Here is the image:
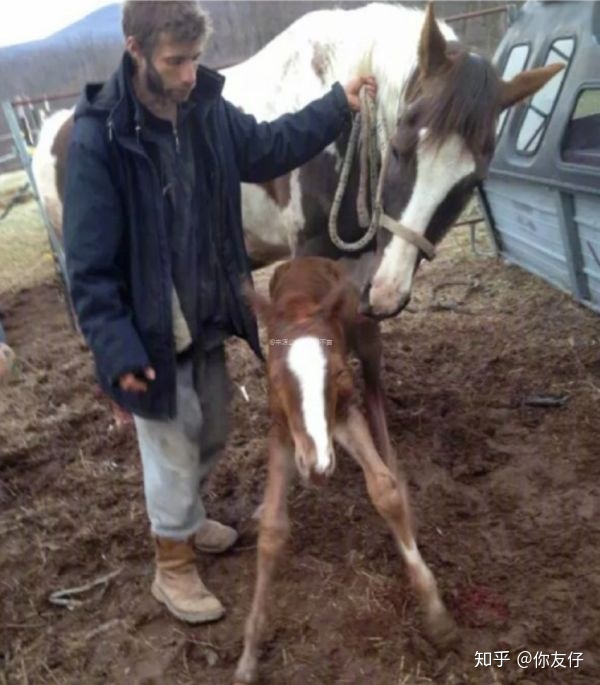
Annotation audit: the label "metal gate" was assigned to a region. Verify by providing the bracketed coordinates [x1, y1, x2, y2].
[1, 93, 78, 326]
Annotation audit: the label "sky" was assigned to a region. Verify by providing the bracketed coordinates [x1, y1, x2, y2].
[0, 0, 116, 48]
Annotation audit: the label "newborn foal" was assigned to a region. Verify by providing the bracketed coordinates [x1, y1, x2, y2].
[235, 257, 454, 684]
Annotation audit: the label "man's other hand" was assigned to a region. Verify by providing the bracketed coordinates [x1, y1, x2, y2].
[344, 75, 377, 111]
[119, 367, 156, 393]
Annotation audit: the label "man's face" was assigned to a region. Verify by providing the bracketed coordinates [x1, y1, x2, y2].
[139, 32, 203, 104]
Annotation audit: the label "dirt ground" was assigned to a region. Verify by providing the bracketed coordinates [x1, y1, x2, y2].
[1, 202, 599, 684]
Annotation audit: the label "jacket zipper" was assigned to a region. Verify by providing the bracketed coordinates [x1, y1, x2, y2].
[173, 123, 180, 154]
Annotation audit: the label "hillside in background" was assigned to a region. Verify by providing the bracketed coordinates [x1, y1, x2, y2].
[0, 1, 512, 173]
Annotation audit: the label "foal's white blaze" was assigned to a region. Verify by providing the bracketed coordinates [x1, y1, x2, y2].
[287, 336, 331, 473]
[370, 132, 476, 315]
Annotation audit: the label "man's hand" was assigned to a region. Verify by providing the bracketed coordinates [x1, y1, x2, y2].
[119, 366, 156, 393]
[343, 75, 377, 111]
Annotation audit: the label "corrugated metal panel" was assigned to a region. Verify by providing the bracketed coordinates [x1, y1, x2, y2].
[573, 194, 600, 306]
[484, 178, 572, 292]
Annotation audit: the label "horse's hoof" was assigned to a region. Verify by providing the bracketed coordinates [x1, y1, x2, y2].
[425, 608, 460, 650]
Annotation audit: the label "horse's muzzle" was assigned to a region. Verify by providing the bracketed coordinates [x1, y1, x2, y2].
[359, 284, 411, 319]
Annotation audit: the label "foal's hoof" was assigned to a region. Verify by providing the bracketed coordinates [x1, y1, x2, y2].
[233, 677, 256, 685]
[233, 665, 257, 685]
[0, 343, 16, 382]
[425, 608, 460, 650]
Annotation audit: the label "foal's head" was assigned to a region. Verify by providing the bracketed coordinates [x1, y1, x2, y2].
[246, 258, 357, 483]
[367, 3, 564, 317]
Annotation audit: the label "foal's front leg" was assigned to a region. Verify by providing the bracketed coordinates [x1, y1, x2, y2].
[234, 428, 292, 685]
[350, 315, 397, 474]
[334, 405, 457, 647]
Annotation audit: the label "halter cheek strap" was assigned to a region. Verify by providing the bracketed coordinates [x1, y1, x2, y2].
[378, 213, 436, 260]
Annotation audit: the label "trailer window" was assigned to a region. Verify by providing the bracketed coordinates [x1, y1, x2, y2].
[516, 37, 574, 155]
[562, 89, 600, 168]
[496, 44, 530, 138]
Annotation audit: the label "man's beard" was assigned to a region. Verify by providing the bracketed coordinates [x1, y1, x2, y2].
[145, 60, 168, 98]
[145, 60, 191, 103]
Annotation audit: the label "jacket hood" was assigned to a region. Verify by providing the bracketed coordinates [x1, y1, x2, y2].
[73, 52, 225, 137]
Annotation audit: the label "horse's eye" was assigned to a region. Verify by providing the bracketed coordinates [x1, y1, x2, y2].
[406, 115, 416, 128]
[403, 108, 419, 128]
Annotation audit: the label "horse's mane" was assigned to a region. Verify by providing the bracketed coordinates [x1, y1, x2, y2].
[364, 5, 458, 146]
[420, 51, 501, 152]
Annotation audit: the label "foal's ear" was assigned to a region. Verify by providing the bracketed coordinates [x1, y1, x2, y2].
[242, 280, 273, 325]
[419, 3, 450, 79]
[499, 63, 564, 110]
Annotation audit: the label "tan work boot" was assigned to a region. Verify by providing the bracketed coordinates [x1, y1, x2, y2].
[195, 519, 238, 554]
[152, 536, 225, 624]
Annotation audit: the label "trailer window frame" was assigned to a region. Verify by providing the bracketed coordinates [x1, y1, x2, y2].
[515, 36, 576, 157]
[496, 42, 532, 140]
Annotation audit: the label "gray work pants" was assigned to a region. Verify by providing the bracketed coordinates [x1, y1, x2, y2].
[133, 345, 232, 540]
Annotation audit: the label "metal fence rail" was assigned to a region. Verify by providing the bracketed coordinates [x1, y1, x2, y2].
[1, 96, 78, 327]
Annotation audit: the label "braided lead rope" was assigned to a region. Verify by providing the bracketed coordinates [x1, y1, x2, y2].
[357, 96, 370, 229]
[367, 89, 379, 227]
[356, 88, 380, 229]
[328, 87, 437, 258]
[328, 87, 381, 252]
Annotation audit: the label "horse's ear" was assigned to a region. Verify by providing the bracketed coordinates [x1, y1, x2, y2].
[499, 63, 564, 110]
[419, 3, 450, 78]
[242, 280, 273, 326]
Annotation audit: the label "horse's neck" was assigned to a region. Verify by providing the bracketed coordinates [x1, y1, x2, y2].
[221, 31, 370, 120]
[221, 4, 457, 151]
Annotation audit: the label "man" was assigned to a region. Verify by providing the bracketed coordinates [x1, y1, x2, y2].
[63, 1, 376, 624]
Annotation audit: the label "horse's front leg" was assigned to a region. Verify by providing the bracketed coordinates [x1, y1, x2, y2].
[350, 315, 397, 474]
[334, 405, 457, 647]
[234, 427, 292, 685]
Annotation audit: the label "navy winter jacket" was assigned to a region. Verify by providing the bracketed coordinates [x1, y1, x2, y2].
[63, 54, 350, 419]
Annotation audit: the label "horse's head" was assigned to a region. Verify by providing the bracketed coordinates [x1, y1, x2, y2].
[367, 4, 563, 318]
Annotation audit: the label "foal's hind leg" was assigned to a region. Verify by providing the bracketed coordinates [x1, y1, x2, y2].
[350, 316, 397, 474]
[334, 405, 457, 647]
[234, 429, 292, 685]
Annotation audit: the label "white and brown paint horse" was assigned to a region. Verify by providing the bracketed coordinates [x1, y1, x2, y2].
[238, 256, 454, 684]
[222, 2, 562, 316]
[33, 3, 562, 319]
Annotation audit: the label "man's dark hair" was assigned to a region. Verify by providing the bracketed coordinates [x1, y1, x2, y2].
[122, 1, 212, 57]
